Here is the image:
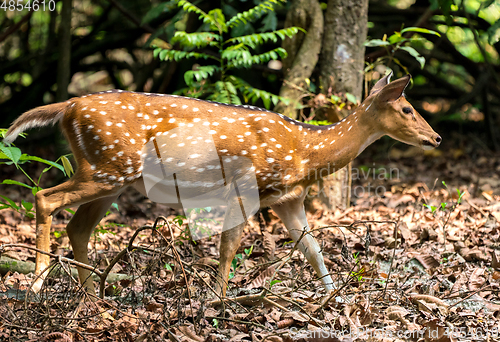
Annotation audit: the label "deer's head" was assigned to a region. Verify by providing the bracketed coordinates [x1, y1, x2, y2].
[368, 72, 441, 150]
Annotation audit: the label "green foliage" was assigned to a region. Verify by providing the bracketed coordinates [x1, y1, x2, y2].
[152, 0, 295, 108]
[365, 27, 441, 69]
[307, 120, 333, 126]
[423, 181, 465, 215]
[229, 245, 253, 280]
[487, 18, 500, 45]
[349, 252, 364, 282]
[0, 131, 72, 218]
[226, 0, 285, 29]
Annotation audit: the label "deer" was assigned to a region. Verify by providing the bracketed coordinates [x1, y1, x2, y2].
[3, 72, 441, 298]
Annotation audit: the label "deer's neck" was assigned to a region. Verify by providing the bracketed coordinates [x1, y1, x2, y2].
[298, 105, 382, 179]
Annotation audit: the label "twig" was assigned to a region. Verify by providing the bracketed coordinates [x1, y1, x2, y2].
[0, 243, 104, 276]
[209, 290, 266, 307]
[379, 220, 400, 301]
[0, 10, 34, 43]
[156, 216, 198, 334]
[205, 316, 269, 330]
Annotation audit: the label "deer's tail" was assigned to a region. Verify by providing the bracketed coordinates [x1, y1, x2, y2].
[3, 102, 71, 144]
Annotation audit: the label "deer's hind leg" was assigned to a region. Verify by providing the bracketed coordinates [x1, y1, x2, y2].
[33, 175, 122, 292]
[65, 195, 120, 294]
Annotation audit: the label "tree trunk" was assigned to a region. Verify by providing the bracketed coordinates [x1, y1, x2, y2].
[56, 0, 72, 102]
[318, 0, 369, 210]
[274, 0, 323, 119]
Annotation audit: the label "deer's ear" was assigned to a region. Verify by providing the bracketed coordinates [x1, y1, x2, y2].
[377, 74, 411, 102]
[369, 71, 393, 96]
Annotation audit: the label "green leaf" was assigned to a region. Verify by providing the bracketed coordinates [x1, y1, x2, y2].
[32, 186, 42, 196]
[184, 65, 218, 86]
[399, 46, 425, 68]
[260, 11, 277, 32]
[19, 155, 65, 175]
[345, 92, 358, 104]
[0, 144, 22, 164]
[1, 179, 33, 189]
[400, 27, 441, 37]
[226, 0, 285, 28]
[156, 49, 215, 62]
[364, 39, 391, 47]
[172, 31, 221, 48]
[244, 245, 253, 256]
[21, 200, 33, 212]
[388, 32, 405, 45]
[207, 8, 226, 32]
[177, 0, 220, 29]
[307, 120, 333, 126]
[270, 279, 281, 287]
[226, 27, 301, 48]
[487, 18, 500, 45]
[261, 91, 270, 109]
[60, 155, 74, 177]
[225, 81, 237, 95]
[0, 195, 19, 210]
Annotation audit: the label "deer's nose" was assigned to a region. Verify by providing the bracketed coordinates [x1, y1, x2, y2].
[435, 135, 442, 145]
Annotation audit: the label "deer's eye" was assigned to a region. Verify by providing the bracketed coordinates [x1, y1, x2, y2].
[402, 107, 413, 114]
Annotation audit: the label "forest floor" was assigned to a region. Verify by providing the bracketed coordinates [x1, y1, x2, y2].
[1, 133, 500, 341]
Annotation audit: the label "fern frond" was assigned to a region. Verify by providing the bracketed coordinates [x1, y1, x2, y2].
[226, 0, 286, 28]
[250, 47, 287, 64]
[172, 32, 221, 49]
[207, 8, 227, 33]
[184, 65, 219, 86]
[176, 0, 224, 30]
[226, 27, 303, 49]
[228, 76, 289, 109]
[209, 81, 241, 105]
[154, 48, 217, 62]
[226, 48, 286, 68]
[222, 48, 252, 68]
[176, 0, 206, 18]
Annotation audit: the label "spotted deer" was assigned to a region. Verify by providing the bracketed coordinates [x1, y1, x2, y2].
[4, 73, 441, 297]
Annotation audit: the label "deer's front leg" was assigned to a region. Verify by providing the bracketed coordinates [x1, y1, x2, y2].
[271, 197, 335, 292]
